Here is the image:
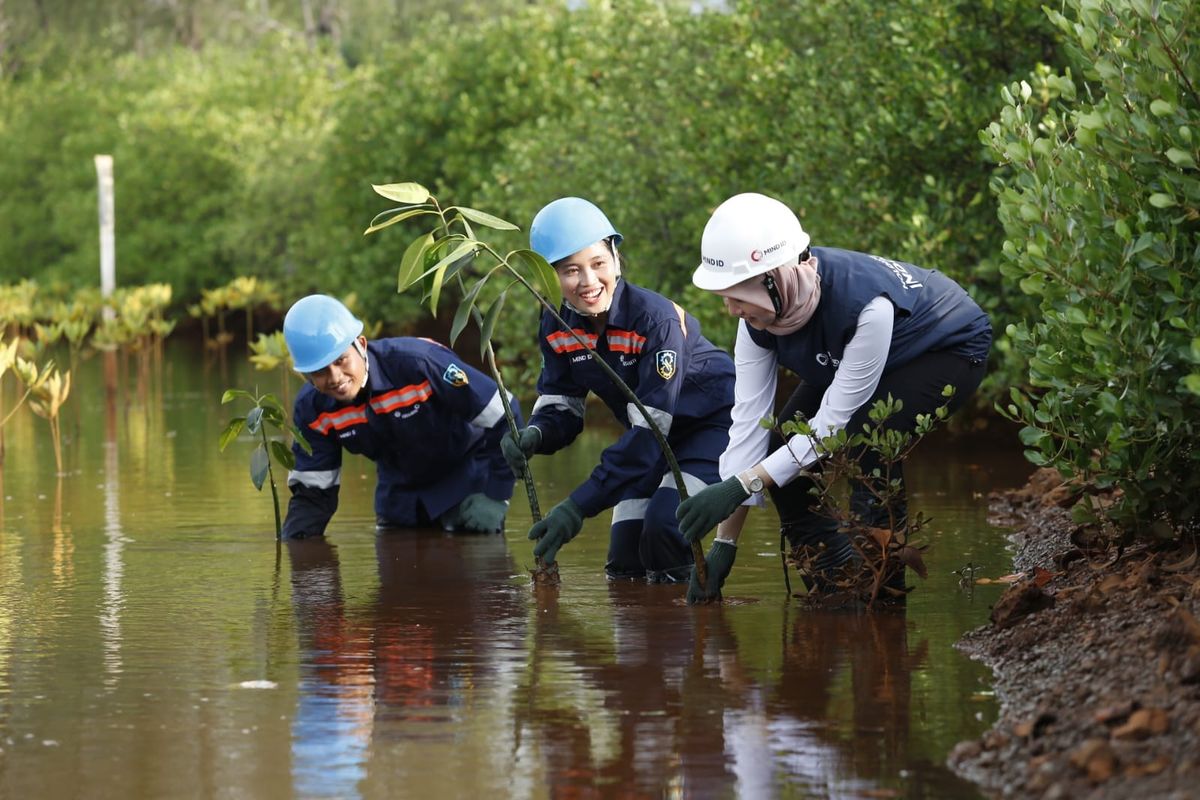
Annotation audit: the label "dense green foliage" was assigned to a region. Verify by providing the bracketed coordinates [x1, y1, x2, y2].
[1, 1, 1061, 398]
[986, 0, 1200, 533]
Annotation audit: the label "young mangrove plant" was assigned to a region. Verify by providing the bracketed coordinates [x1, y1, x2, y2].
[0, 339, 55, 467]
[364, 181, 708, 592]
[769, 386, 955, 609]
[219, 388, 312, 539]
[28, 367, 71, 476]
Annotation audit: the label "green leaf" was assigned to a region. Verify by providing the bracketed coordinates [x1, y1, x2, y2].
[1165, 148, 1195, 168]
[428, 240, 478, 315]
[289, 423, 313, 455]
[508, 249, 562, 309]
[364, 206, 433, 235]
[1149, 192, 1176, 208]
[221, 389, 254, 405]
[372, 182, 430, 204]
[218, 417, 245, 451]
[453, 206, 519, 231]
[398, 231, 435, 292]
[259, 393, 285, 416]
[250, 444, 270, 491]
[1081, 328, 1109, 347]
[245, 405, 264, 435]
[479, 291, 507, 359]
[1150, 99, 1174, 117]
[269, 439, 295, 470]
[450, 275, 490, 346]
[1185, 374, 1200, 395]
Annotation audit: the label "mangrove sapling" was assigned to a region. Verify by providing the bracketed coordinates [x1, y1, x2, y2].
[28, 368, 71, 476]
[0, 340, 53, 466]
[364, 182, 709, 591]
[219, 389, 312, 539]
[770, 387, 955, 608]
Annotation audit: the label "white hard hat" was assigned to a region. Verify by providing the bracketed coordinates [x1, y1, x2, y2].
[693, 193, 810, 291]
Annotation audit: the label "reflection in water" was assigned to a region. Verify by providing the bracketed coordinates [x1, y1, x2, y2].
[100, 384, 125, 689]
[287, 539, 373, 799]
[286, 532, 527, 798]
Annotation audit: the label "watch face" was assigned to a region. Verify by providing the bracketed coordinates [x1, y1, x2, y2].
[748, 476, 764, 493]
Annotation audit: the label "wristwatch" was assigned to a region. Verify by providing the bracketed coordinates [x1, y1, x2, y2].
[737, 471, 764, 495]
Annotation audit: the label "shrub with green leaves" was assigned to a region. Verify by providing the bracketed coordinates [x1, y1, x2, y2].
[984, 0, 1200, 535]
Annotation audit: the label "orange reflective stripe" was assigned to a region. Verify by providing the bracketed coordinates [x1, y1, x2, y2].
[309, 404, 368, 435]
[546, 329, 598, 354]
[370, 380, 433, 413]
[607, 328, 647, 354]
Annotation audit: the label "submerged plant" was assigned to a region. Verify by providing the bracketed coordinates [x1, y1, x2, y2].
[364, 182, 709, 590]
[770, 387, 955, 608]
[219, 389, 312, 539]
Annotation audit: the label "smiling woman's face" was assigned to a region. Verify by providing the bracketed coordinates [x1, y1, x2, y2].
[555, 241, 619, 316]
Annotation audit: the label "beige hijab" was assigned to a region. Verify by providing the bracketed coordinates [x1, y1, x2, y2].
[714, 256, 821, 335]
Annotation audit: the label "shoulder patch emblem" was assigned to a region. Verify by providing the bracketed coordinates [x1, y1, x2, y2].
[442, 363, 469, 387]
[655, 350, 677, 381]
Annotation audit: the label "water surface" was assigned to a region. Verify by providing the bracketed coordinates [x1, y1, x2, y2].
[0, 345, 1029, 798]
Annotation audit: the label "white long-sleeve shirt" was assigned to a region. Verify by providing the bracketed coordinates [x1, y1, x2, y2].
[718, 296, 895, 502]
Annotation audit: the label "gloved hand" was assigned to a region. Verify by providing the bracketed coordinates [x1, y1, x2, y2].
[675, 476, 750, 544]
[455, 492, 508, 533]
[500, 427, 542, 478]
[528, 498, 583, 564]
[687, 539, 738, 604]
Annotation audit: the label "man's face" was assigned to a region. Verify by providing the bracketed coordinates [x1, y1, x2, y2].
[307, 337, 367, 402]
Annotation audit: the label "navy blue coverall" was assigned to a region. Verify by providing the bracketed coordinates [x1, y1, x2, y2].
[527, 279, 735, 579]
[283, 338, 520, 538]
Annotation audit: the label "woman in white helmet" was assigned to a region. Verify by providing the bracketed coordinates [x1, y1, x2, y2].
[502, 197, 736, 583]
[676, 193, 992, 603]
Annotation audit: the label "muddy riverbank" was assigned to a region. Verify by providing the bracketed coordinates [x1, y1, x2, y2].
[949, 469, 1200, 799]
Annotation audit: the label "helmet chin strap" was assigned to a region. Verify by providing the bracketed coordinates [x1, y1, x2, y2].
[354, 338, 369, 389]
[761, 273, 784, 318]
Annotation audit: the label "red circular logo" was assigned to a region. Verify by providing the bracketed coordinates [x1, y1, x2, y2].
[750, 250, 763, 262]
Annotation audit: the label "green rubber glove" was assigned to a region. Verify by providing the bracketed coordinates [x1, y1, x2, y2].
[528, 498, 583, 564]
[455, 492, 508, 533]
[500, 427, 542, 478]
[687, 539, 738, 604]
[675, 476, 750, 544]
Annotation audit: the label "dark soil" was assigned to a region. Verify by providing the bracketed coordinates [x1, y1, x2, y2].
[949, 468, 1200, 799]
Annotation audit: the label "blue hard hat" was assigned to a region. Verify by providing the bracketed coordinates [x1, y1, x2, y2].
[283, 294, 364, 373]
[529, 197, 623, 264]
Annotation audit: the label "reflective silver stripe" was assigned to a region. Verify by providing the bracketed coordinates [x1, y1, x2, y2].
[470, 389, 508, 429]
[627, 403, 673, 436]
[533, 394, 586, 418]
[658, 470, 709, 497]
[287, 468, 341, 489]
[612, 497, 650, 525]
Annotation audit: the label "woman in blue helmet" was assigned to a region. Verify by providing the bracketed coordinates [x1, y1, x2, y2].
[281, 294, 521, 538]
[501, 198, 736, 582]
[675, 193, 992, 603]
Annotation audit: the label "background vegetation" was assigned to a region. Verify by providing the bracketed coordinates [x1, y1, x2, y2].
[2, 0, 1197, 535]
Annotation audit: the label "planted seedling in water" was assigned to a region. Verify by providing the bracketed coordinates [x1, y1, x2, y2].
[219, 389, 311, 539]
[768, 386, 956, 609]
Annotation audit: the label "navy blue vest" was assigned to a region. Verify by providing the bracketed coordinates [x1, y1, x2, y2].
[747, 247, 991, 389]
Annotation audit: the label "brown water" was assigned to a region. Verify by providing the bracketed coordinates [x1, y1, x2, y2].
[0, 345, 1030, 799]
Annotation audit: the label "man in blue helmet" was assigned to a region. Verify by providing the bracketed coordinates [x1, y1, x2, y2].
[281, 294, 521, 538]
[501, 198, 735, 583]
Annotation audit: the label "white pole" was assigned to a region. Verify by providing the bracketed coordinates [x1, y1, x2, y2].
[95, 155, 115, 320]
